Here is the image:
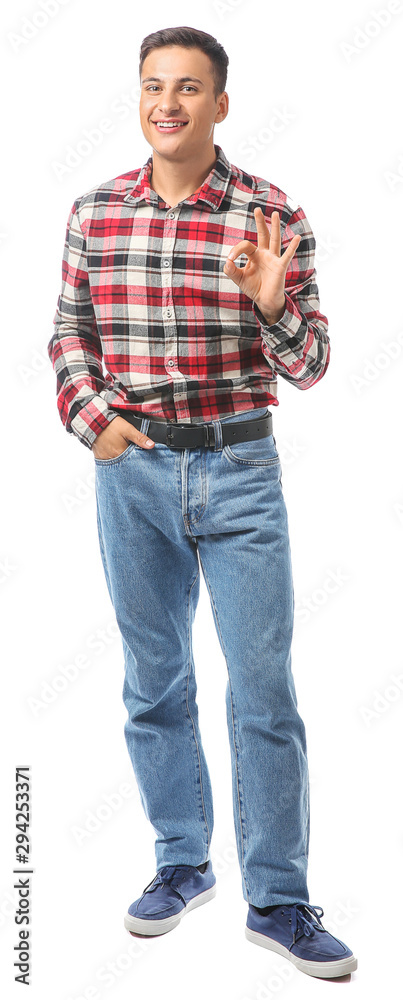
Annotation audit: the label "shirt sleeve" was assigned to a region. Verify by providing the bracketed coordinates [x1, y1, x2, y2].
[47, 200, 119, 450]
[252, 204, 330, 390]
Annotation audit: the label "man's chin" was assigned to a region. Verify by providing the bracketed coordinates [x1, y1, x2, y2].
[148, 139, 193, 159]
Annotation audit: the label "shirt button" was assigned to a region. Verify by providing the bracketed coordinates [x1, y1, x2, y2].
[167, 359, 174, 366]
[163, 260, 170, 267]
[168, 212, 175, 219]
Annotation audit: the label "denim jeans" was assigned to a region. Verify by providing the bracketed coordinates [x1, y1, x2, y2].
[94, 405, 310, 907]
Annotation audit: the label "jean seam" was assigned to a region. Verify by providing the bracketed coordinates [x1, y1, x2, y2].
[95, 492, 117, 609]
[183, 449, 208, 530]
[197, 550, 250, 903]
[185, 565, 211, 858]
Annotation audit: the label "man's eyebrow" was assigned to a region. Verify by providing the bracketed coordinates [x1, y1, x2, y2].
[141, 76, 204, 85]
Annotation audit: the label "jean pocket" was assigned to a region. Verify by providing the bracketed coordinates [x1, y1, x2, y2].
[223, 432, 280, 466]
[93, 442, 136, 466]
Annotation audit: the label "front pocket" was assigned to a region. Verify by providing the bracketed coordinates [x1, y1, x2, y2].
[223, 433, 280, 466]
[93, 442, 136, 466]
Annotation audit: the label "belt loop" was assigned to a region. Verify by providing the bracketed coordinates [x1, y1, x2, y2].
[140, 417, 151, 436]
[212, 419, 223, 452]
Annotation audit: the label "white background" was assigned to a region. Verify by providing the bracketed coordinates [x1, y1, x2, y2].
[1, 0, 403, 997]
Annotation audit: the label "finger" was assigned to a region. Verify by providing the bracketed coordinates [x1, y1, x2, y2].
[268, 211, 282, 257]
[254, 207, 281, 255]
[130, 429, 155, 449]
[280, 233, 301, 268]
[254, 207, 270, 250]
[223, 255, 244, 287]
[114, 416, 155, 449]
[224, 240, 257, 269]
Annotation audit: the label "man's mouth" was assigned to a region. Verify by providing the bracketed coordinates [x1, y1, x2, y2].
[152, 120, 189, 132]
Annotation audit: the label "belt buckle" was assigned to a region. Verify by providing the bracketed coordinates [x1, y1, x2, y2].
[203, 423, 215, 448]
[165, 424, 190, 449]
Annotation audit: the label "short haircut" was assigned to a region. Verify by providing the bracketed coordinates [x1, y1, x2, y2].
[139, 25, 229, 100]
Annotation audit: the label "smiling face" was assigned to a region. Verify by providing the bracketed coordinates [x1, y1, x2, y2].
[139, 45, 228, 160]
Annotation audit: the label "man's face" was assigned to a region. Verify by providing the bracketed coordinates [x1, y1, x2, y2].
[139, 45, 228, 159]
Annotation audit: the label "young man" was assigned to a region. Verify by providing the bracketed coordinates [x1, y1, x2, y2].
[48, 26, 357, 980]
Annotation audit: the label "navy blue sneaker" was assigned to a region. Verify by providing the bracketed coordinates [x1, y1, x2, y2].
[246, 902, 357, 978]
[124, 862, 216, 936]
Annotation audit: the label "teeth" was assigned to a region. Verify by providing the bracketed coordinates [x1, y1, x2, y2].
[155, 122, 186, 128]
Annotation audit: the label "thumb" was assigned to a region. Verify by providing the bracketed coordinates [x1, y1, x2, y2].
[223, 257, 243, 285]
[130, 427, 155, 448]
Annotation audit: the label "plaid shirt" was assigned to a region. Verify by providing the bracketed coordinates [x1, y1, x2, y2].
[48, 143, 330, 450]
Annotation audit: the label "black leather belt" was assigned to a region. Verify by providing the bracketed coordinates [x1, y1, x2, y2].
[110, 407, 273, 450]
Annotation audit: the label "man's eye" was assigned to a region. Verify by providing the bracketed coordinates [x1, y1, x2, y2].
[145, 86, 197, 92]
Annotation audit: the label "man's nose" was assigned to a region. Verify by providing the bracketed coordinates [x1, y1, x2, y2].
[158, 94, 181, 114]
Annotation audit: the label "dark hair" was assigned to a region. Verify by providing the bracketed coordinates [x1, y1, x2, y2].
[139, 25, 229, 101]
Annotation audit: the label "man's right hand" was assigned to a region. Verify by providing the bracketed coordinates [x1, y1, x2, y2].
[91, 416, 155, 460]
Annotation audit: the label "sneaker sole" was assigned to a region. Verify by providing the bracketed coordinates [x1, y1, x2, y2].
[124, 883, 217, 936]
[245, 927, 357, 978]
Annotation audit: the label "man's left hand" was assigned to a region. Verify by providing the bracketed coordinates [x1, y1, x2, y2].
[223, 207, 301, 324]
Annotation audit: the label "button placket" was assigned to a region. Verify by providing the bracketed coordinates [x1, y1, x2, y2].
[161, 207, 190, 422]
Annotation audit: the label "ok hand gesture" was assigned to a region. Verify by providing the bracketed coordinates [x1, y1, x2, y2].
[223, 208, 301, 324]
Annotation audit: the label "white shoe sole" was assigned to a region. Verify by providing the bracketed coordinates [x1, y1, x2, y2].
[245, 927, 358, 978]
[124, 883, 217, 936]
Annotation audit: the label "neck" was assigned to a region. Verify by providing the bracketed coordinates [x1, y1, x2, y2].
[149, 143, 218, 208]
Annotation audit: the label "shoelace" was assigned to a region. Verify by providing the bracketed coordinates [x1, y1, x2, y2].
[142, 865, 196, 897]
[287, 903, 325, 945]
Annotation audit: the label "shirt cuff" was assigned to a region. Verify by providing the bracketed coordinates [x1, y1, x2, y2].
[253, 294, 307, 350]
[69, 395, 119, 450]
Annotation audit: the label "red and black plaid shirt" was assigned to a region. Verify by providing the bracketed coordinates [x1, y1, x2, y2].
[48, 143, 330, 450]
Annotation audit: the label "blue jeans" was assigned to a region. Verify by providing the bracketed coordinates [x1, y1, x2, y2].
[94, 406, 310, 907]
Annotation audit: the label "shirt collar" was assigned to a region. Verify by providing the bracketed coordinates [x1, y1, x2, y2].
[123, 144, 232, 212]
